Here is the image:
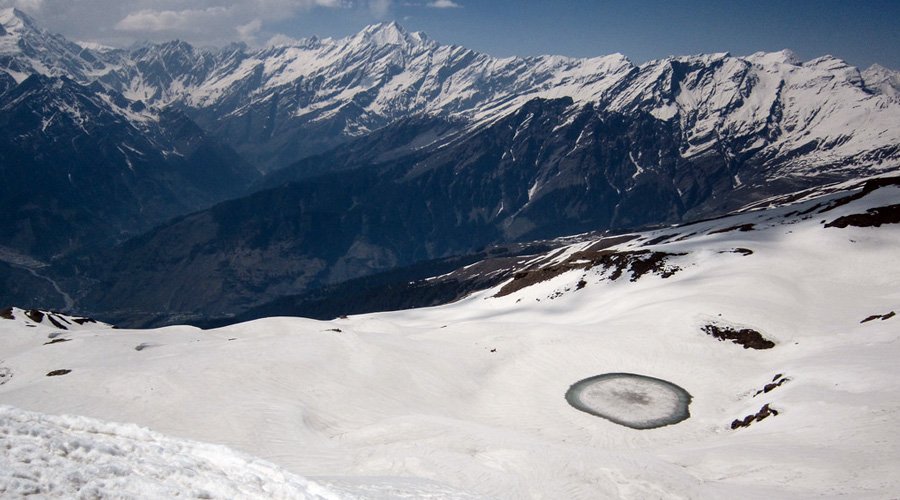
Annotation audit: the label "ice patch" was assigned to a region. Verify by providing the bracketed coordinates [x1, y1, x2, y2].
[565, 373, 692, 429]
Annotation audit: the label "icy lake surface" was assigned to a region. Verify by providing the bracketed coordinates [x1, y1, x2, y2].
[565, 373, 692, 429]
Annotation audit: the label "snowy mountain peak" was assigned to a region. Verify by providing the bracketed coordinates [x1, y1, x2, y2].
[804, 54, 852, 70]
[865, 63, 899, 76]
[362, 20, 406, 37]
[352, 21, 430, 49]
[863, 63, 900, 101]
[0, 7, 36, 32]
[667, 51, 731, 65]
[0, 8, 45, 49]
[0, 7, 112, 83]
[747, 49, 801, 66]
[0, 8, 33, 49]
[74, 40, 115, 53]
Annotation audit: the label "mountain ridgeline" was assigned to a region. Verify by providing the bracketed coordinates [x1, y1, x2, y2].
[0, 8, 898, 324]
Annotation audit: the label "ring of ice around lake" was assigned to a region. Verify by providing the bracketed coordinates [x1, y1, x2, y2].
[565, 373, 692, 429]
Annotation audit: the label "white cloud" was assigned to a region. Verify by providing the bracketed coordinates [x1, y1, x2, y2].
[108, 1, 350, 43]
[265, 33, 300, 46]
[368, 0, 392, 18]
[236, 18, 262, 43]
[115, 7, 232, 33]
[0, 0, 44, 13]
[0, 0, 397, 47]
[253, 0, 345, 16]
[427, 0, 460, 8]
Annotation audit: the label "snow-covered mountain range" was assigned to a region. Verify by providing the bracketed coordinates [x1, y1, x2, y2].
[2, 175, 898, 498]
[2, 6, 899, 323]
[2, 7, 898, 174]
[0, 8, 258, 262]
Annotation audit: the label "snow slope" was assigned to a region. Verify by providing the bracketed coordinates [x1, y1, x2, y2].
[1, 178, 898, 498]
[0, 405, 340, 499]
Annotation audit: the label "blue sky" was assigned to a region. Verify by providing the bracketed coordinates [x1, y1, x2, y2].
[366, 0, 900, 69]
[4, 0, 898, 69]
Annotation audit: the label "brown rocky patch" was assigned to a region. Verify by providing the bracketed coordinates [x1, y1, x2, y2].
[495, 250, 682, 297]
[23, 309, 69, 329]
[719, 248, 753, 256]
[46, 315, 68, 329]
[817, 176, 900, 214]
[861, 311, 895, 323]
[702, 323, 775, 349]
[708, 224, 755, 235]
[825, 204, 900, 228]
[643, 234, 675, 246]
[754, 374, 789, 397]
[731, 403, 779, 429]
[24, 309, 45, 323]
[46, 369, 71, 377]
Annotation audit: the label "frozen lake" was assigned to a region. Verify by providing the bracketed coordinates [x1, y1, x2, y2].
[565, 373, 692, 429]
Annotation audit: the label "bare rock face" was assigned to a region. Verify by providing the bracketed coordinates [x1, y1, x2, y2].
[702, 323, 775, 350]
[825, 204, 900, 229]
[861, 311, 896, 323]
[731, 404, 779, 430]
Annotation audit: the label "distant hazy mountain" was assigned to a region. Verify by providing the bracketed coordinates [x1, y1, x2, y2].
[0, 73, 257, 260]
[0, 9, 258, 262]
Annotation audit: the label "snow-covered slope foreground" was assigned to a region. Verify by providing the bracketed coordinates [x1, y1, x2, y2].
[1, 178, 899, 498]
[0, 405, 342, 498]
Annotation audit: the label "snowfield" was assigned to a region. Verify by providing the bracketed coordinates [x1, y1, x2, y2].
[0, 405, 340, 499]
[1, 177, 899, 498]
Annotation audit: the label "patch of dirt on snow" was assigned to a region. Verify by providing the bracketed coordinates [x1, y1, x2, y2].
[24, 309, 69, 329]
[860, 311, 895, 323]
[825, 204, 900, 228]
[817, 176, 900, 214]
[24, 309, 45, 324]
[642, 234, 676, 246]
[708, 223, 756, 235]
[702, 323, 775, 350]
[8, 308, 103, 327]
[719, 248, 753, 256]
[495, 250, 682, 298]
[753, 373, 790, 397]
[731, 403, 779, 430]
